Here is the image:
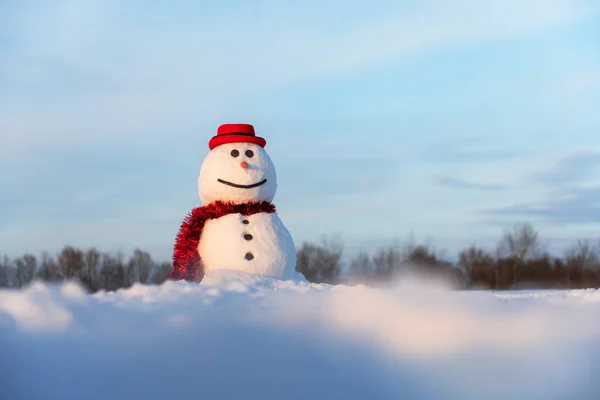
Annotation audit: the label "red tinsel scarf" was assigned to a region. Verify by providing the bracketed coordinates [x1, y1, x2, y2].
[169, 200, 277, 282]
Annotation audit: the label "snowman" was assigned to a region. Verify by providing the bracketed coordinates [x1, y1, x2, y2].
[169, 123, 297, 282]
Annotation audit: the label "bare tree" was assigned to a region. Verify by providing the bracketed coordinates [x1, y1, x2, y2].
[497, 222, 542, 288]
[460, 245, 497, 288]
[371, 242, 404, 278]
[407, 244, 441, 266]
[349, 250, 372, 277]
[82, 248, 102, 291]
[564, 239, 599, 287]
[99, 252, 126, 291]
[296, 236, 343, 284]
[57, 246, 85, 280]
[459, 246, 494, 272]
[497, 222, 541, 260]
[36, 252, 63, 282]
[565, 239, 599, 268]
[150, 262, 173, 285]
[127, 249, 154, 285]
[15, 254, 37, 288]
[0, 255, 12, 287]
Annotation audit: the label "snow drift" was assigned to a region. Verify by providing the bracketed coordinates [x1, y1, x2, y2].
[1, 271, 599, 400]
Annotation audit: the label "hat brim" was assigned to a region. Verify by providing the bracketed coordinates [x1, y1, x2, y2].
[209, 134, 267, 150]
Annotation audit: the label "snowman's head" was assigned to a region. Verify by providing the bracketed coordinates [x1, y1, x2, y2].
[198, 142, 277, 205]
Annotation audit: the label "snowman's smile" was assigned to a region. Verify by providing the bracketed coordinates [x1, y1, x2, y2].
[217, 178, 267, 189]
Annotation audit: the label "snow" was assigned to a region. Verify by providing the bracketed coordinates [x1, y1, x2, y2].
[1, 271, 599, 400]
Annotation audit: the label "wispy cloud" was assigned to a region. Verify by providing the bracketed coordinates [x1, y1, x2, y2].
[432, 176, 509, 191]
[531, 152, 600, 186]
[482, 186, 600, 225]
[1, 0, 599, 258]
[1, 0, 596, 154]
[420, 137, 529, 164]
[480, 152, 600, 225]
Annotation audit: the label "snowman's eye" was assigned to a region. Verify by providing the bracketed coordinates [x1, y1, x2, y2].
[245, 150, 254, 158]
[230, 149, 240, 157]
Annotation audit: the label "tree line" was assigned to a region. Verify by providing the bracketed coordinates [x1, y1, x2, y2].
[1, 222, 599, 291]
[296, 222, 600, 289]
[0, 248, 172, 292]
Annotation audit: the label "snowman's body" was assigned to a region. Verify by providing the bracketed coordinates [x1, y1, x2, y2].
[170, 124, 298, 282]
[199, 211, 296, 279]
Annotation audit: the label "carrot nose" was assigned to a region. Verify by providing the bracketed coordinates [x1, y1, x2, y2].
[240, 161, 248, 169]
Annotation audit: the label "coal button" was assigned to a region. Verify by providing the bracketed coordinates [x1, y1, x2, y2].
[245, 252, 254, 261]
[242, 220, 249, 224]
[244, 234, 253, 241]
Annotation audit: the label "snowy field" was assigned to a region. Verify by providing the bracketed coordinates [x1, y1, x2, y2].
[1, 271, 599, 400]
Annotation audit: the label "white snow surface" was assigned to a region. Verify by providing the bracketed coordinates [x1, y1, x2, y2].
[1, 271, 599, 400]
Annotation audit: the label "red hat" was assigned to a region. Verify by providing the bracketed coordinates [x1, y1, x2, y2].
[208, 124, 267, 150]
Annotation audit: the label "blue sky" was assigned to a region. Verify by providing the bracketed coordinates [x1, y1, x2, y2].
[1, 0, 600, 261]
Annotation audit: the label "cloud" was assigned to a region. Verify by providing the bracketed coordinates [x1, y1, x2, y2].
[0, 0, 596, 155]
[1, 0, 598, 259]
[480, 151, 600, 224]
[432, 176, 509, 191]
[482, 186, 600, 225]
[531, 152, 600, 186]
[419, 136, 530, 164]
[476, 151, 600, 226]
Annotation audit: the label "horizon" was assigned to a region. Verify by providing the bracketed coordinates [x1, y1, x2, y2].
[2, 0, 600, 262]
